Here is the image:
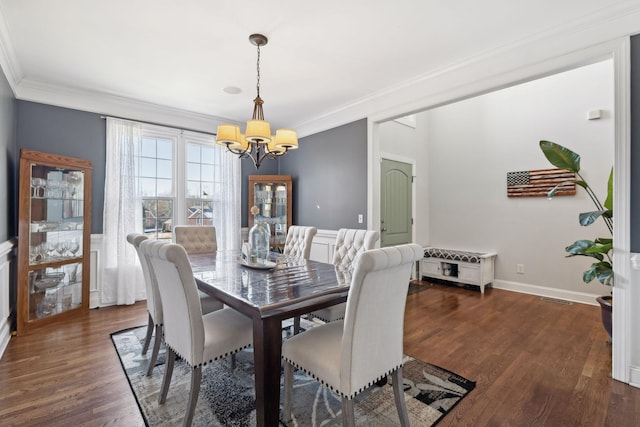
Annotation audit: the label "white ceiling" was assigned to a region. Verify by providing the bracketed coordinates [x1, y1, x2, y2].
[0, 0, 639, 135]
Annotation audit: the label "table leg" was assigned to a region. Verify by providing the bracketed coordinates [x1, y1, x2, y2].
[253, 316, 283, 427]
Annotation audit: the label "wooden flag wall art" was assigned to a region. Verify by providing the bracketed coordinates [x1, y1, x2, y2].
[506, 168, 576, 198]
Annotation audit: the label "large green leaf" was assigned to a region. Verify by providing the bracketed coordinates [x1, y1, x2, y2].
[539, 140, 581, 172]
[579, 210, 608, 227]
[604, 168, 613, 211]
[565, 240, 604, 260]
[583, 261, 613, 286]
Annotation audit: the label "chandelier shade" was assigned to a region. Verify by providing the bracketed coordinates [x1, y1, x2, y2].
[245, 120, 271, 143]
[215, 33, 298, 169]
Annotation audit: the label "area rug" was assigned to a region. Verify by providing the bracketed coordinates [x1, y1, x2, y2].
[408, 281, 429, 295]
[111, 324, 475, 426]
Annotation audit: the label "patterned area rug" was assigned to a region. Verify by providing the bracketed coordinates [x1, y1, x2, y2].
[111, 324, 474, 426]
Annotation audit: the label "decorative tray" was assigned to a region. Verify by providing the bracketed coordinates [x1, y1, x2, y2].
[237, 258, 277, 270]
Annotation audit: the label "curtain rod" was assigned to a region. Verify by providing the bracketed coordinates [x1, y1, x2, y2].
[99, 114, 217, 137]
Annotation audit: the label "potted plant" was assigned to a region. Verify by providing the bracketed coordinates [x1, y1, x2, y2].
[539, 140, 613, 339]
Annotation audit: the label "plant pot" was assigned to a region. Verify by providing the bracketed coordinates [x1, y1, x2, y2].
[596, 295, 612, 342]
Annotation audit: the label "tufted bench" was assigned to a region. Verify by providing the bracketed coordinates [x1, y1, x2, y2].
[421, 246, 497, 294]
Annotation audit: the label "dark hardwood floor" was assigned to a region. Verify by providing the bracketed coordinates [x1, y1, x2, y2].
[1, 282, 639, 426]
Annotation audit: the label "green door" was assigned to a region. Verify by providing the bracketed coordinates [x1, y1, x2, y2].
[380, 159, 413, 247]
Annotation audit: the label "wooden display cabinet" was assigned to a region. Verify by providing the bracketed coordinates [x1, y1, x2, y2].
[248, 175, 292, 249]
[17, 149, 93, 335]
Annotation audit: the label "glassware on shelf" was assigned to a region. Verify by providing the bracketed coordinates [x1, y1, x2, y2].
[29, 244, 42, 264]
[64, 171, 83, 199]
[61, 290, 72, 311]
[30, 177, 37, 197]
[56, 240, 69, 258]
[68, 239, 80, 258]
[31, 177, 46, 198]
[65, 263, 79, 283]
[36, 288, 58, 318]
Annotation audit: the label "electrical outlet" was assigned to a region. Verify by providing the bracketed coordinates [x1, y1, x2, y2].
[516, 264, 525, 274]
[358, 214, 364, 224]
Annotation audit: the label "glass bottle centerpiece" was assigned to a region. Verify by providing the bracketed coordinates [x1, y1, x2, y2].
[249, 205, 270, 264]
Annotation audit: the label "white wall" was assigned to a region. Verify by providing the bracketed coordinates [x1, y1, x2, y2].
[377, 60, 615, 301]
[378, 115, 430, 246]
[422, 60, 613, 299]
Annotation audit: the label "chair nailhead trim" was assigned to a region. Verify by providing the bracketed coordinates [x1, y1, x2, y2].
[310, 313, 344, 323]
[166, 344, 252, 369]
[284, 358, 402, 399]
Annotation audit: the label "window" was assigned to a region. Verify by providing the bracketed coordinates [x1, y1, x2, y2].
[134, 125, 241, 248]
[185, 141, 218, 229]
[137, 133, 175, 240]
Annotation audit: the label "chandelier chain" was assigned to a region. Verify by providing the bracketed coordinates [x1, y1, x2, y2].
[256, 44, 261, 98]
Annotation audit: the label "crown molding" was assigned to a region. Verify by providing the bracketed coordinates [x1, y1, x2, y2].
[16, 78, 238, 134]
[0, 2, 22, 95]
[294, 1, 640, 137]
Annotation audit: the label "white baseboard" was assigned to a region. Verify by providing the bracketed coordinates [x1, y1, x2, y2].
[493, 279, 602, 306]
[0, 239, 16, 360]
[0, 317, 10, 359]
[629, 366, 640, 388]
[89, 234, 103, 308]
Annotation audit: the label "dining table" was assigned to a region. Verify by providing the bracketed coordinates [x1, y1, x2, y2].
[190, 250, 349, 427]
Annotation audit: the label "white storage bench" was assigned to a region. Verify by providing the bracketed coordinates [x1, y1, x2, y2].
[420, 247, 497, 294]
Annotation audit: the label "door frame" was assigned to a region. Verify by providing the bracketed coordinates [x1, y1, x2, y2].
[379, 155, 416, 246]
[367, 37, 632, 385]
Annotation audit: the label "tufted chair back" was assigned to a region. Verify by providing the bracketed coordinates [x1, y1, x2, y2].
[332, 229, 380, 272]
[142, 239, 206, 366]
[283, 226, 317, 260]
[308, 229, 380, 324]
[174, 225, 217, 254]
[282, 244, 424, 426]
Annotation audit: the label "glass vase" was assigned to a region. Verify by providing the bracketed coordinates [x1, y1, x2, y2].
[249, 220, 270, 264]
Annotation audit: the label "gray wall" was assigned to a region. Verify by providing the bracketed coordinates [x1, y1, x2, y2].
[0, 68, 16, 242]
[16, 100, 284, 231]
[278, 119, 367, 229]
[631, 34, 640, 252]
[16, 101, 105, 234]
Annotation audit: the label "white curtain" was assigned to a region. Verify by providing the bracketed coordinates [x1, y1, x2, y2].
[101, 118, 145, 305]
[218, 155, 242, 251]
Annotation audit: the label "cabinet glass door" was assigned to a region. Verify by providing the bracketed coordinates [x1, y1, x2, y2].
[248, 175, 291, 251]
[28, 164, 85, 320]
[253, 182, 288, 245]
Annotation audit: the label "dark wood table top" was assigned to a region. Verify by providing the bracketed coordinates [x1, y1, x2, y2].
[190, 250, 350, 319]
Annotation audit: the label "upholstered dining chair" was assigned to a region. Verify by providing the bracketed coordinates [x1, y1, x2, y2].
[283, 225, 317, 260]
[126, 233, 223, 377]
[172, 225, 226, 314]
[283, 243, 423, 427]
[127, 233, 164, 376]
[283, 225, 317, 333]
[310, 228, 379, 323]
[141, 239, 254, 427]
[174, 225, 217, 254]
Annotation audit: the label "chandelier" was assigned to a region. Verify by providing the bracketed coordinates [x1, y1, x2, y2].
[216, 34, 298, 169]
